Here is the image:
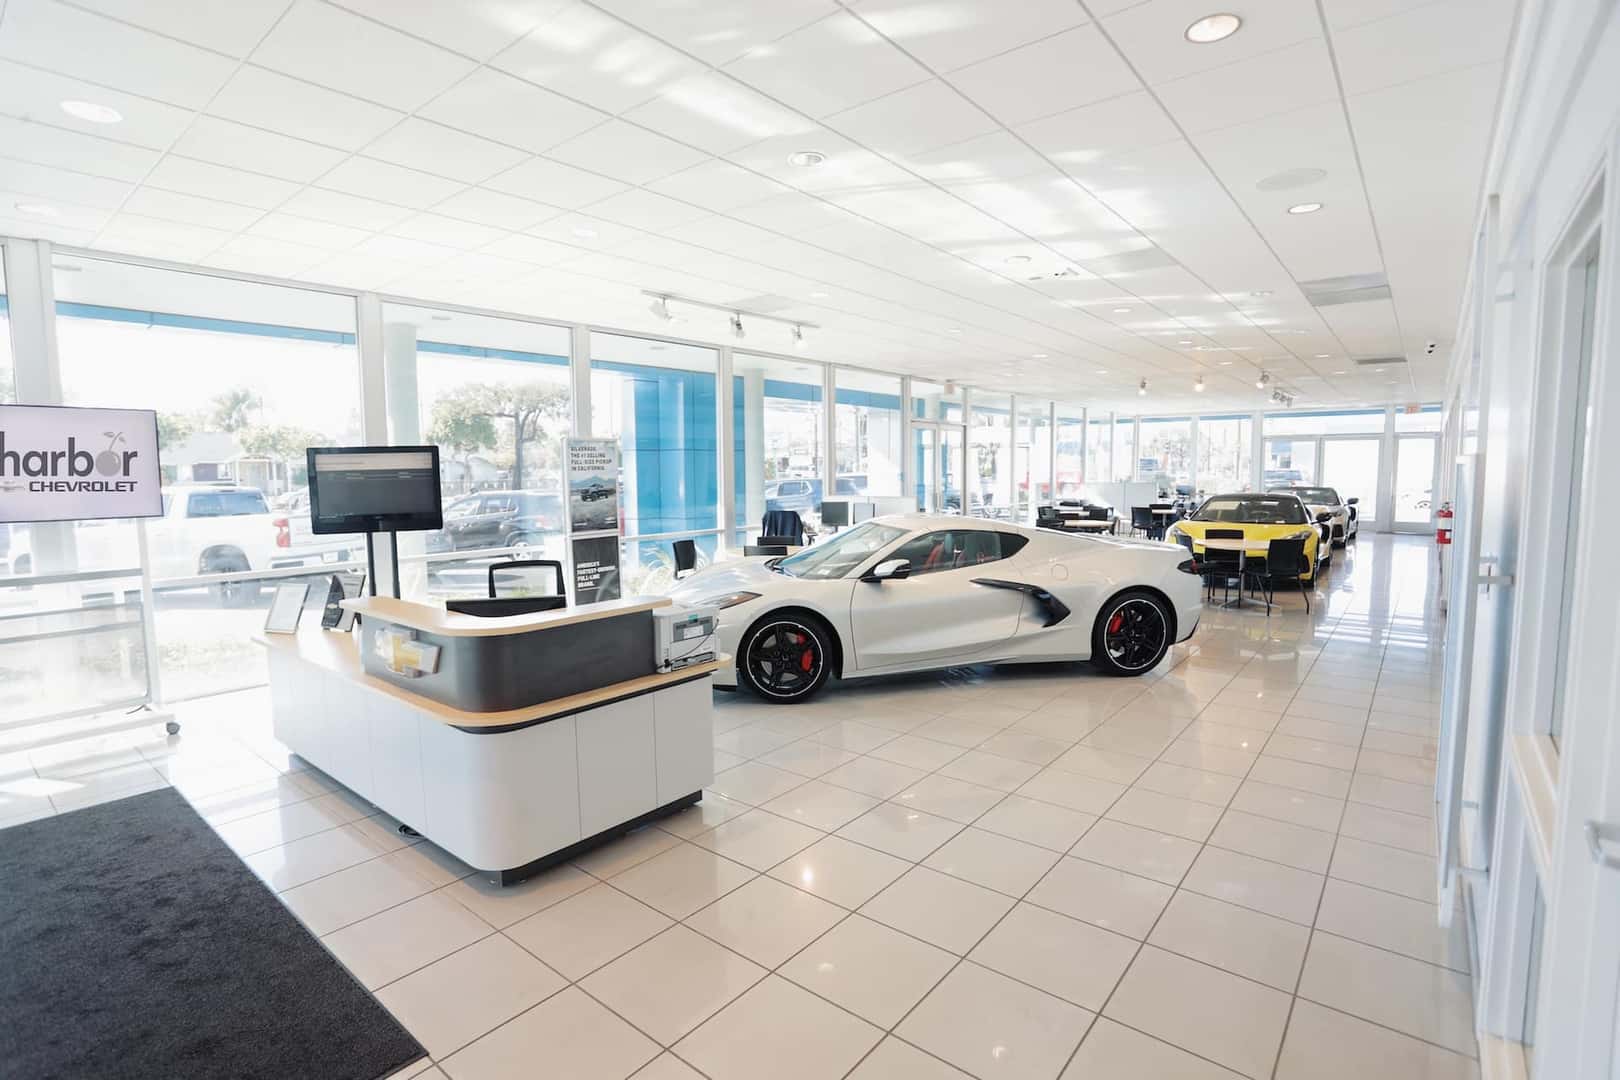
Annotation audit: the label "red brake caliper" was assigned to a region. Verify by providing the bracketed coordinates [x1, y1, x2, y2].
[1108, 612, 1124, 635]
[796, 633, 815, 672]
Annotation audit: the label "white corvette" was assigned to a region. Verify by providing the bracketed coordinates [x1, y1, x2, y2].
[1268, 485, 1360, 547]
[669, 514, 1203, 703]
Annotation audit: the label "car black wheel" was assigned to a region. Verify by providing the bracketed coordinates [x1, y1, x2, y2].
[1091, 590, 1171, 676]
[739, 613, 833, 703]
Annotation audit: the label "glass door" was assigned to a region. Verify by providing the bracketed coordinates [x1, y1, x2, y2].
[1263, 436, 1318, 487]
[913, 424, 938, 512]
[940, 424, 964, 515]
[1394, 434, 1439, 531]
[1320, 436, 1382, 526]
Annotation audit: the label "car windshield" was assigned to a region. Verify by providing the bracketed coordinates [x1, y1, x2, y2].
[775, 521, 908, 579]
[1192, 495, 1309, 525]
[1273, 486, 1340, 504]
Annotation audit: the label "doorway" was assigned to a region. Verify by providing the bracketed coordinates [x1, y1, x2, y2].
[1264, 435, 1384, 527]
[1393, 434, 1439, 532]
[912, 421, 964, 515]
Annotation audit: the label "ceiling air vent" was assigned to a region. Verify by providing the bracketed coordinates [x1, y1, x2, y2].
[1351, 355, 1407, 367]
[1299, 272, 1391, 307]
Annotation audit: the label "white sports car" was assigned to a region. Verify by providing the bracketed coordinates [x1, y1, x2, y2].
[669, 514, 1203, 703]
[1268, 485, 1360, 547]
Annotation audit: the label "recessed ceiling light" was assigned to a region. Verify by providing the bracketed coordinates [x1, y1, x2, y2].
[1219, 360, 1233, 365]
[1112, 307, 1131, 314]
[789, 150, 826, 167]
[60, 99, 122, 124]
[1314, 353, 1330, 358]
[809, 290, 829, 299]
[1006, 255, 1031, 265]
[1031, 352, 1049, 359]
[1287, 202, 1323, 215]
[571, 225, 598, 238]
[1178, 339, 1194, 346]
[946, 327, 962, 335]
[14, 202, 57, 217]
[1373, 367, 1384, 374]
[1095, 369, 1108, 375]
[1333, 369, 1347, 375]
[1250, 290, 1272, 298]
[1184, 13, 1241, 43]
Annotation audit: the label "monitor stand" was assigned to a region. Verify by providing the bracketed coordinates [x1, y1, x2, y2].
[365, 531, 401, 599]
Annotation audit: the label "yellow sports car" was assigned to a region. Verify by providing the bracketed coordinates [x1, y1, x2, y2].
[1164, 492, 1332, 582]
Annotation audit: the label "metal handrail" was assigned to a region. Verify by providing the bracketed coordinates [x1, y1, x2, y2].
[0, 566, 142, 588]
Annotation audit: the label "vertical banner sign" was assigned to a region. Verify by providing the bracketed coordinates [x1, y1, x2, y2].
[564, 437, 622, 604]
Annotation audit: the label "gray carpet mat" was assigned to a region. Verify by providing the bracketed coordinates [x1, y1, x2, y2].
[0, 786, 426, 1080]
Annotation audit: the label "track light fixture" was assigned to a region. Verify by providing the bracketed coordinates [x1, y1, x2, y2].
[639, 291, 818, 345]
[730, 312, 745, 340]
[648, 295, 673, 321]
[1256, 371, 1270, 390]
[1195, 375, 1205, 392]
[792, 324, 807, 350]
[1138, 378, 1149, 396]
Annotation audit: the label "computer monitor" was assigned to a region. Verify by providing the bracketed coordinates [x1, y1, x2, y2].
[821, 500, 850, 527]
[307, 446, 443, 534]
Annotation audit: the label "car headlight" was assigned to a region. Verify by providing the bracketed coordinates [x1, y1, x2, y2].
[1164, 523, 1182, 540]
[697, 591, 761, 610]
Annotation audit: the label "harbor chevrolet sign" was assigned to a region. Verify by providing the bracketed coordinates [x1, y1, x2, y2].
[0, 405, 163, 523]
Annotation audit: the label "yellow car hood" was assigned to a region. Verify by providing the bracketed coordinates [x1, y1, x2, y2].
[1171, 519, 1320, 557]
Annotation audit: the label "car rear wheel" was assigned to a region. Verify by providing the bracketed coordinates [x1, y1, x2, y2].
[1091, 590, 1171, 676]
[738, 613, 833, 703]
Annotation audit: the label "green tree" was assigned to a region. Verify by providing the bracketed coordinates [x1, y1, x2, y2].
[426, 382, 568, 490]
[209, 387, 262, 433]
[238, 424, 334, 462]
[156, 412, 195, 453]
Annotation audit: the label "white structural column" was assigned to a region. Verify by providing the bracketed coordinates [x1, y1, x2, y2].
[355, 292, 398, 598]
[383, 319, 427, 594]
[899, 376, 913, 498]
[822, 362, 837, 511]
[1378, 406, 1398, 531]
[569, 325, 591, 438]
[742, 367, 766, 533]
[1249, 412, 1265, 490]
[716, 346, 735, 549]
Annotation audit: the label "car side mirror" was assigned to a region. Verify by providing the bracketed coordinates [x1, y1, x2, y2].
[1346, 497, 1359, 505]
[1315, 511, 1333, 523]
[862, 558, 910, 583]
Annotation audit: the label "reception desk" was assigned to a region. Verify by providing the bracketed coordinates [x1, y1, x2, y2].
[257, 595, 719, 885]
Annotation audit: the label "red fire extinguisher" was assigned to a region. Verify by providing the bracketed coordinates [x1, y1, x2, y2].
[1436, 503, 1453, 545]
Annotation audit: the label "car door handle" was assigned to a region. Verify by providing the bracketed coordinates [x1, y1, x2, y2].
[1586, 821, 1620, 870]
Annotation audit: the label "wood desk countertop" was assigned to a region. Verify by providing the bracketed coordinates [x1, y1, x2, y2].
[340, 594, 670, 638]
[254, 629, 723, 729]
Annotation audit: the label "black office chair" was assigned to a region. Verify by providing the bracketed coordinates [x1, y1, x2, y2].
[1036, 505, 1063, 530]
[761, 509, 806, 546]
[1200, 528, 1245, 603]
[1249, 536, 1312, 615]
[447, 558, 567, 616]
[672, 539, 698, 579]
[1130, 507, 1153, 537]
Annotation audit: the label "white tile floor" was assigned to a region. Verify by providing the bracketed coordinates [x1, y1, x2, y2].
[0, 534, 1473, 1080]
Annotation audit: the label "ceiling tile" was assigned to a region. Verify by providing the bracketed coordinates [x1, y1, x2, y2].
[432, 186, 562, 230]
[1015, 90, 1181, 169]
[826, 78, 997, 159]
[946, 23, 1139, 126]
[0, 59, 194, 151]
[621, 72, 817, 155]
[144, 156, 302, 209]
[248, 210, 374, 249]
[480, 232, 577, 265]
[524, 211, 649, 250]
[1330, 0, 1513, 97]
[364, 117, 529, 184]
[172, 116, 349, 184]
[121, 187, 265, 232]
[484, 155, 629, 207]
[0, 158, 133, 208]
[95, 212, 234, 262]
[276, 186, 415, 230]
[0, 186, 113, 232]
[0, 114, 160, 182]
[1099, 0, 1322, 86]
[209, 65, 405, 151]
[852, 0, 1090, 73]
[418, 67, 607, 154]
[583, 188, 711, 231]
[68, 0, 293, 56]
[1155, 38, 1340, 135]
[646, 159, 794, 212]
[903, 130, 1052, 182]
[205, 234, 331, 276]
[330, 0, 571, 60]
[251, 0, 477, 111]
[353, 232, 461, 264]
[296, 250, 419, 288]
[0, 0, 236, 108]
[0, 212, 96, 246]
[316, 156, 466, 208]
[722, 10, 929, 118]
[388, 211, 507, 250]
[591, 0, 836, 65]
[490, 1, 703, 114]
[726, 130, 916, 193]
[544, 120, 708, 185]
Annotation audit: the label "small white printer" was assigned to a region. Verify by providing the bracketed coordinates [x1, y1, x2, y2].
[653, 604, 718, 671]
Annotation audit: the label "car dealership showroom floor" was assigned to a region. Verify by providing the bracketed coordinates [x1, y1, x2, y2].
[0, 533, 1461, 1080]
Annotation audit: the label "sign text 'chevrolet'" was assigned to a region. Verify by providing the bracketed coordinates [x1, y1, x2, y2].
[0, 405, 163, 523]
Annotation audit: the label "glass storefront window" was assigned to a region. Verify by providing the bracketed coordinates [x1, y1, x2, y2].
[590, 333, 719, 593]
[1137, 416, 1192, 490]
[835, 369, 902, 498]
[969, 391, 1012, 518]
[1014, 401, 1051, 522]
[736, 353, 825, 531]
[54, 257, 362, 701]
[1114, 418, 1137, 483]
[1086, 415, 1112, 488]
[1264, 408, 1386, 436]
[1396, 404, 1443, 432]
[911, 379, 963, 422]
[381, 303, 572, 600]
[1055, 409, 1085, 497]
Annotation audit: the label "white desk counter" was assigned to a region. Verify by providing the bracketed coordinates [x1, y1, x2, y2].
[256, 626, 721, 885]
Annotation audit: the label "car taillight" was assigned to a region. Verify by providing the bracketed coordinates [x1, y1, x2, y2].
[274, 517, 290, 548]
[1176, 557, 1202, 575]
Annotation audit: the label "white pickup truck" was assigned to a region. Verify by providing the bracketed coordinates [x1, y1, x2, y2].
[3, 484, 360, 605]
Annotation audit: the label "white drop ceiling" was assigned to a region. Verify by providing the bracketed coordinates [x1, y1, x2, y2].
[0, 0, 1516, 411]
